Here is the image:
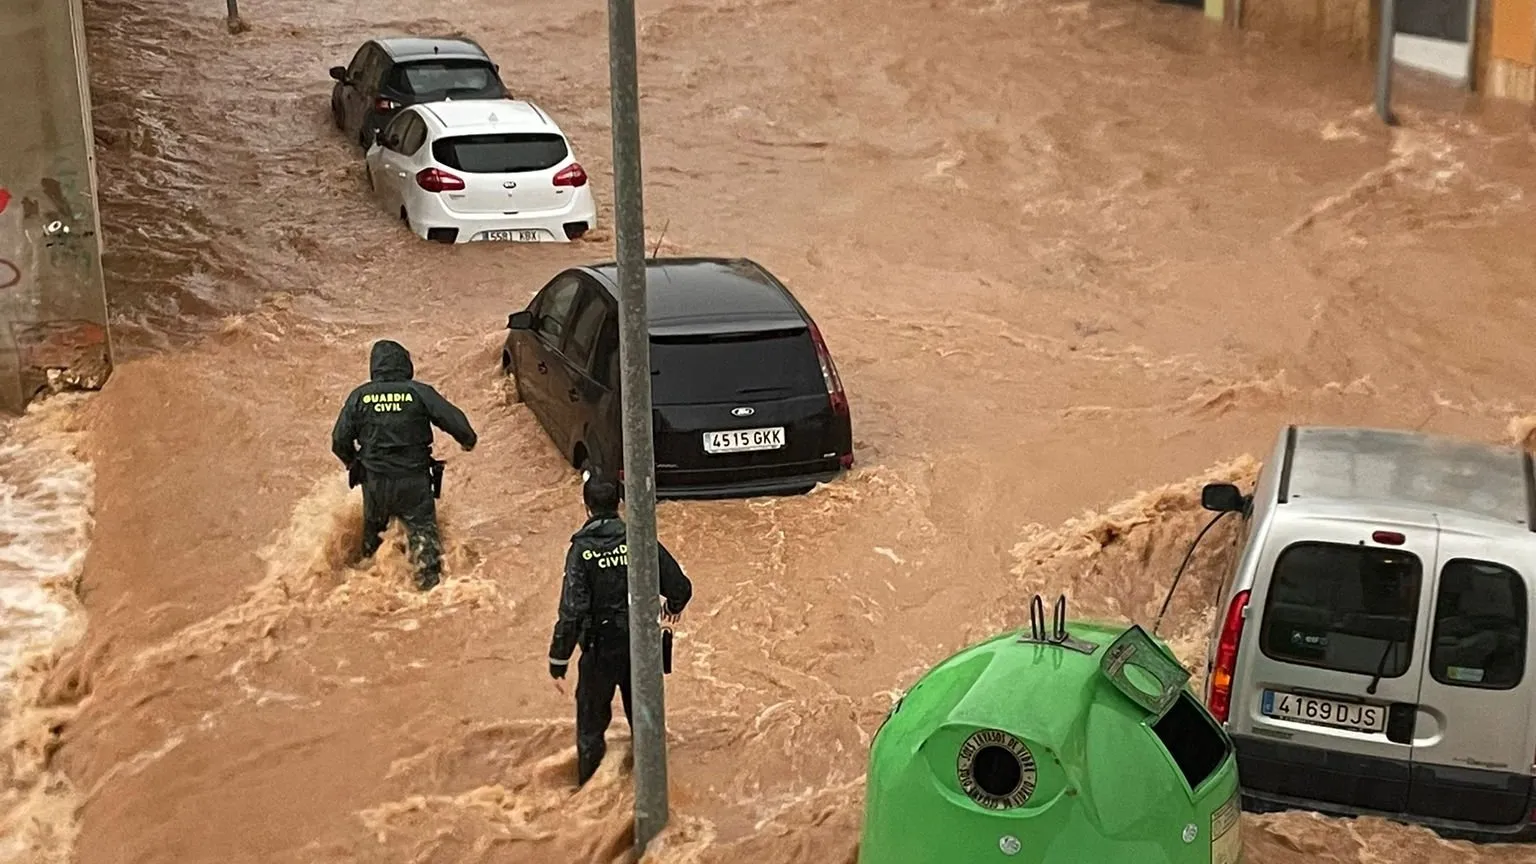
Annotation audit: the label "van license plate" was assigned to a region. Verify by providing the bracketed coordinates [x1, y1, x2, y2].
[703, 427, 785, 454]
[1261, 690, 1387, 733]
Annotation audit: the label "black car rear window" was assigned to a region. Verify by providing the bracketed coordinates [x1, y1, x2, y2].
[649, 330, 824, 406]
[388, 60, 502, 97]
[432, 134, 569, 174]
[1259, 542, 1422, 679]
[1430, 559, 1527, 690]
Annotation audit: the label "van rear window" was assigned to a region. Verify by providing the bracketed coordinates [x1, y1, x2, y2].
[1259, 542, 1422, 678]
[433, 134, 570, 174]
[649, 330, 824, 406]
[1430, 559, 1527, 690]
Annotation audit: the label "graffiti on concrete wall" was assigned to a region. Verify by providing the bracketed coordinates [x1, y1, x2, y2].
[0, 186, 17, 290]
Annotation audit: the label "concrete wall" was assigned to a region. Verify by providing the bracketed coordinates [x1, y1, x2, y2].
[1234, 0, 1376, 58]
[0, 0, 112, 415]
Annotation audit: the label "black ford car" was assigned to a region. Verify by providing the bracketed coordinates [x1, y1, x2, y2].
[503, 257, 854, 499]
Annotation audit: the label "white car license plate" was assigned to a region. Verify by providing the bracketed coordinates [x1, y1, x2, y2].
[703, 427, 785, 454]
[481, 229, 543, 242]
[1261, 690, 1387, 733]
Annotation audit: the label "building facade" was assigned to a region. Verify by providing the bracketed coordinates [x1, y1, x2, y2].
[1204, 0, 1536, 105]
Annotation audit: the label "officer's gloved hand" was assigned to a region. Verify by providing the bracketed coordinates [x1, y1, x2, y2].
[549, 662, 567, 680]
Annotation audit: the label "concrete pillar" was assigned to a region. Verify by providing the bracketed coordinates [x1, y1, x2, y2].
[0, 0, 113, 415]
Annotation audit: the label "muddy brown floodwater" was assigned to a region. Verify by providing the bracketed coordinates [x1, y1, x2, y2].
[0, 0, 1534, 860]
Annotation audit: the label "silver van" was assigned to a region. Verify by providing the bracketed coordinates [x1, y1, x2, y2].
[1198, 425, 1536, 841]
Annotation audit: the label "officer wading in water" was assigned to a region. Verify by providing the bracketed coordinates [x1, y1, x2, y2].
[331, 340, 477, 591]
[548, 473, 693, 786]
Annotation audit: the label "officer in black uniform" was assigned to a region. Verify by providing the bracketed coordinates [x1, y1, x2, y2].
[548, 473, 693, 786]
[330, 339, 478, 590]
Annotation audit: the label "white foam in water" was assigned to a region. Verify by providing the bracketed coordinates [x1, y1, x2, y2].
[0, 395, 94, 863]
[0, 403, 92, 696]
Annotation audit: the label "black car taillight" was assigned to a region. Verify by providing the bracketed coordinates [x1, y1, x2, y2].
[806, 320, 848, 417]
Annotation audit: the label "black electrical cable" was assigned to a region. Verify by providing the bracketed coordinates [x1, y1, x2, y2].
[1152, 510, 1232, 636]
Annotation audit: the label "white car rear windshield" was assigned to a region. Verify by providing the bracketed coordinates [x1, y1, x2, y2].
[1259, 542, 1422, 679]
[432, 134, 570, 174]
[649, 330, 823, 406]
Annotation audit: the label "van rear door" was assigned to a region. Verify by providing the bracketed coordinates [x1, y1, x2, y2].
[1233, 510, 1437, 815]
[1407, 521, 1534, 828]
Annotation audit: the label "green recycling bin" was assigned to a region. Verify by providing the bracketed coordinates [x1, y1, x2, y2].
[859, 597, 1242, 864]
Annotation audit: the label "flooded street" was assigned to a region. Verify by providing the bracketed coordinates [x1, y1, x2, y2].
[1, 0, 1535, 859]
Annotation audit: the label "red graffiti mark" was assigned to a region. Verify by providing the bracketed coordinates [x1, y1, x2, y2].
[0, 189, 17, 289]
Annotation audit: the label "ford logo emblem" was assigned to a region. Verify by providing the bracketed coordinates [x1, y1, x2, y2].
[731, 406, 755, 417]
[502, 181, 518, 189]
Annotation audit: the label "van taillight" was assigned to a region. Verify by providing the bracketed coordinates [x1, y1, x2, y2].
[1209, 589, 1250, 724]
[806, 320, 848, 417]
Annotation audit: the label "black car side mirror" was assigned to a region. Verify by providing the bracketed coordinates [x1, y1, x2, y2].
[1201, 482, 1248, 514]
[508, 311, 534, 330]
[328, 66, 348, 83]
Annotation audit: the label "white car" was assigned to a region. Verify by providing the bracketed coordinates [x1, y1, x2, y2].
[364, 98, 597, 244]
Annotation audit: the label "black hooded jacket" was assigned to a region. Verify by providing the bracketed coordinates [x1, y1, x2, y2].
[331, 340, 478, 477]
[548, 514, 693, 663]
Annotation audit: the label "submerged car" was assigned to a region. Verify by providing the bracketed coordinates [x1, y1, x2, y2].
[502, 257, 854, 498]
[329, 36, 509, 149]
[365, 99, 596, 244]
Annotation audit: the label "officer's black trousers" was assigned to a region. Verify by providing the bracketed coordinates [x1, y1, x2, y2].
[575, 642, 633, 785]
[360, 471, 442, 589]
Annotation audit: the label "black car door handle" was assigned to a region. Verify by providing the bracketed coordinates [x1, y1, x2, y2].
[568, 388, 580, 402]
[537, 361, 548, 374]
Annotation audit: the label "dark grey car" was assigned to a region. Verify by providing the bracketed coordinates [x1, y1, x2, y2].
[329, 37, 509, 149]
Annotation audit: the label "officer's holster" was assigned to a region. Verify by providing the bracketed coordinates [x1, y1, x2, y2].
[429, 459, 446, 499]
